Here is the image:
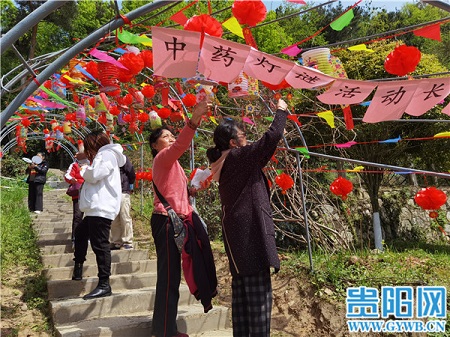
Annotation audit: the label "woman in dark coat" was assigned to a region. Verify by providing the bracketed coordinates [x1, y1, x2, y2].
[206, 99, 288, 337]
[26, 152, 48, 214]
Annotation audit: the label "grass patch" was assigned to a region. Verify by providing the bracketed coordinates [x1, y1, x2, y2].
[0, 178, 53, 335]
[280, 246, 450, 300]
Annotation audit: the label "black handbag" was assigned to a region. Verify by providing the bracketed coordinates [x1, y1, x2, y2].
[153, 183, 186, 253]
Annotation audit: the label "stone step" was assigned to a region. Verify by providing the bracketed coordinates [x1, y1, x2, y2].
[44, 260, 156, 280]
[38, 232, 72, 243]
[35, 227, 72, 235]
[54, 305, 231, 337]
[42, 250, 149, 268]
[50, 286, 197, 324]
[47, 272, 157, 300]
[33, 222, 73, 230]
[40, 243, 140, 255]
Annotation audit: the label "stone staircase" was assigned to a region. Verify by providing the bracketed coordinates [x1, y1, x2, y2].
[34, 189, 232, 337]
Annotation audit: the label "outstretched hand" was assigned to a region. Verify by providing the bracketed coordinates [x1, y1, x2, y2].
[277, 99, 288, 111]
[190, 100, 210, 126]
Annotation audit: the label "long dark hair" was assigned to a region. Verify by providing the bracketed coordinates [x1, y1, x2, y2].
[206, 119, 243, 163]
[83, 130, 111, 162]
[148, 126, 173, 157]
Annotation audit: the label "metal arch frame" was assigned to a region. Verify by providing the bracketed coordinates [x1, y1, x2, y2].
[1, 0, 182, 129]
[2, 135, 77, 161]
[0, 0, 70, 54]
[0, 114, 102, 145]
[1, 50, 67, 96]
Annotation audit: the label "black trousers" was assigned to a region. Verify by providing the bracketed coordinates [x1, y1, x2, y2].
[73, 216, 112, 281]
[28, 182, 44, 211]
[151, 214, 181, 337]
[71, 199, 84, 242]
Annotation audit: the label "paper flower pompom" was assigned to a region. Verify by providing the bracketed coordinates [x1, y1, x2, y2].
[142, 85, 155, 99]
[232, 0, 267, 26]
[414, 187, 447, 218]
[118, 53, 144, 75]
[384, 45, 421, 76]
[275, 173, 294, 194]
[182, 93, 197, 107]
[140, 50, 153, 68]
[184, 14, 223, 37]
[157, 107, 171, 119]
[330, 176, 353, 200]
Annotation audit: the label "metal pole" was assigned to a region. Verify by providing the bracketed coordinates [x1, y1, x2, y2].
[1, 0, 181, 129]
[295, 152, 314, 272]
[0, 0, 70, 55]
[300, 150, 450, 180]
[421, 0, 450, 12]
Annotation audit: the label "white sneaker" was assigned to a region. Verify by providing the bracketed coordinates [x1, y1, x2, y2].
[34, 211, 41, 214]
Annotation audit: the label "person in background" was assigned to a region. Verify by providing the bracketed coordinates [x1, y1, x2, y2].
[148, 100, 209, 337]
[72, 131, 126, 300]
[64, 152, 88, 250]
[206, 99, 288, 337]
[26, 152, 48, 214]
[110, 154, 136, 250]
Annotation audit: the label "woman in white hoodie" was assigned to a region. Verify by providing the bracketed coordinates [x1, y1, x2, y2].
[72, 130, 126, 300]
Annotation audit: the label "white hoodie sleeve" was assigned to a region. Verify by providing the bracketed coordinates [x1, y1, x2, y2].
[81, 151, 115, 183]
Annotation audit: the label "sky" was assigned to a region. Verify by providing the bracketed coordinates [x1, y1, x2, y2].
[262, 0, 445, 12]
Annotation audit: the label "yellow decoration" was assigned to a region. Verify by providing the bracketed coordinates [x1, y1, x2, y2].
[63, 121, 72, 134]
[317, 110, 335, 128]
[139, 34, 153, 47]
[434, 131, 450, 138]
[62, 74, 88, 85]
[347, 166, 364, 172]
[348, 44, 374, 53]
[222, 16, 244, 39]
[210, 116, 218, 125]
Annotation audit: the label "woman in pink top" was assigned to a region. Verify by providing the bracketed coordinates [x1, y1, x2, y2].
[148, 100, 208, 337]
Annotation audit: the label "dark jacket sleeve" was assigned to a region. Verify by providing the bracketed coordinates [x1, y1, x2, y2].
[120, 156, 136, 193]
[33, 161, 49, 184]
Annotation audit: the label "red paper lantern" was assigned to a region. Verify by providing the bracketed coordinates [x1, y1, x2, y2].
[65, 113, 77, 121]
[232, 0, 267, 26]
[98, 113, 107, 125]
[330, 176, 353, 200]
[414, 187, 447, 218]
[117, 68, 135, 83]
[84, 61, 99, 79]
[98, 62, 120, 94]
[157, 107, 171, 119]
[384, 45, 421, 76]
[142, 85, 155, 99]
[143, 171, 153, 181]
[122, 94, 133, 106]
[182, 93, 197, 107]
[140, 50, 153, 68]
[275, 173, 294, 194]
[109, 105, 121, 116]
[88, 96, 96, 108]
[137, 112, 149, 123]
[43, 80, 52, 90]
[122, 114, 132, 123]
[169, 111, 184, 123]
[184, 14, 223, 37]
[21, 118, 31, 128]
